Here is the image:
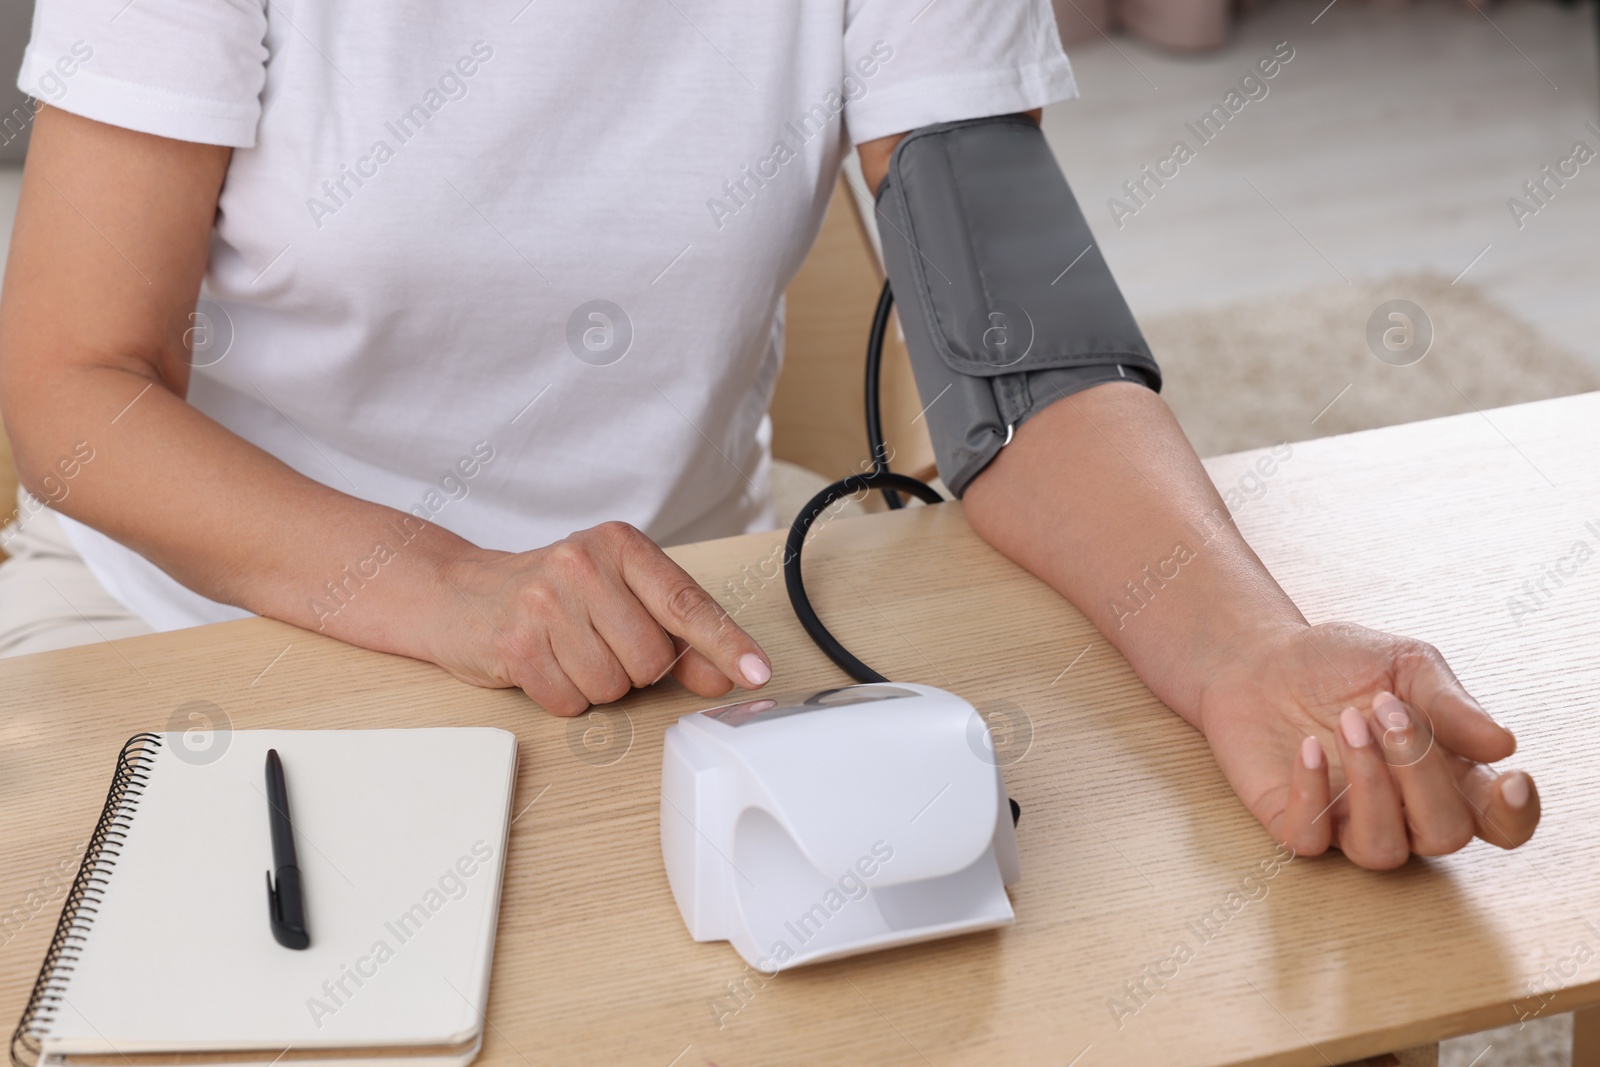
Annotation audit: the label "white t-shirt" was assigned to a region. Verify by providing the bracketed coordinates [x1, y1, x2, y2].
[18, 0, 1077, 631]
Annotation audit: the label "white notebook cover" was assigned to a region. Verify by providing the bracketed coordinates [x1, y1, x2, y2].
[33, 728, 517, 1062]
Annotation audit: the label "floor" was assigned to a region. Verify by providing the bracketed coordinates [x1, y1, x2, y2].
[1041, 0, 1600, 369]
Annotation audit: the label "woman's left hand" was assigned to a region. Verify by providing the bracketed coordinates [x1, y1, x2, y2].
[1196, 621, 1540, 868]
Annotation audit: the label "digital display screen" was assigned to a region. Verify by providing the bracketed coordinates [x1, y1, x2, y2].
[702, 685, 917, 727]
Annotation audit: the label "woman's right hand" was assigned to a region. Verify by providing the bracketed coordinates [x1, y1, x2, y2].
[434, 521, 772, 716]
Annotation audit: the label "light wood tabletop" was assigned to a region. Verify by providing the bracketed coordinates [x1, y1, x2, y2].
[3, 392, 1599, 1067]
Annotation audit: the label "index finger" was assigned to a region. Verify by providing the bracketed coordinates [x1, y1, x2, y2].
[611, 526, 772, 690]
[1392, 640, 1516, 764]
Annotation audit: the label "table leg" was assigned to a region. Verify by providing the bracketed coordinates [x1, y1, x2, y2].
[1336, 1044, 1438, 1067]
[1575, 1005, 1600, 1067]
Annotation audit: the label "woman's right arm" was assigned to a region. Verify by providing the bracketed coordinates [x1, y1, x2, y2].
[0, 106, 771, 711]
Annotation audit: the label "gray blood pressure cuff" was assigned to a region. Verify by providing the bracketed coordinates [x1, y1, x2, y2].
[875, 114, 1161, 497]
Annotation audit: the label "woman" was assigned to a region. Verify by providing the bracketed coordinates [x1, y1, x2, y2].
[0, 0, 1538, 868]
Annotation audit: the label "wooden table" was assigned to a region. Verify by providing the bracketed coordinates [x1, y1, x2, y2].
[4, 392, 1600, 1067]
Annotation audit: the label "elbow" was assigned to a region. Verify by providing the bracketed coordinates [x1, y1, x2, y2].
[960, 458, 1033, 563]
[11, 437, 99, 511]
[0, 361, 99, 509]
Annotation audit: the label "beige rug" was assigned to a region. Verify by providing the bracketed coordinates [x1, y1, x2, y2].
[1156, 274, 1592, 1067]
[1148, 272, 1600, 459]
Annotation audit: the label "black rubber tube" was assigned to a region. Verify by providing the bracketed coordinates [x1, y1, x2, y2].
[783, 470, 943, 683]
[863, 281, 902, 510]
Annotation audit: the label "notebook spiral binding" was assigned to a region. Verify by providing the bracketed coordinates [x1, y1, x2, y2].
[9, 733, 165, 1067]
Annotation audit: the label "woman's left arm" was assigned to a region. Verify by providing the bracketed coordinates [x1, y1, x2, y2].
[959, 383, 1538, 868]
[859, 129, 1539, 868]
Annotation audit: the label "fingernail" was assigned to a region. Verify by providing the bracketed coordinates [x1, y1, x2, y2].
[1300, 735, 1324, 770]
[1372, 691, 1408, 729]
[1502, 772, 1530, 809]
[1340, 706, 1372, 748]
[739, 653, 771, 687]
[1382, 702, 1409, 730]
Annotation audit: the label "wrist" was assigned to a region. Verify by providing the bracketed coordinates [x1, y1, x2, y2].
[1099, 551, 1308, 734]
[293, 515, 497, 667]
[1181, 615, 1309, 735]
[422, 535, 510, 653]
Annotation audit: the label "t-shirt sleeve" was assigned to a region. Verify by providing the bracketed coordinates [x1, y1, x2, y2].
[17, 0, 269, 147]
[841, 0, 1078, 146]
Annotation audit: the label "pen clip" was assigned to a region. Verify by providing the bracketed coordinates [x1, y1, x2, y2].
[266, 867, 310, 950]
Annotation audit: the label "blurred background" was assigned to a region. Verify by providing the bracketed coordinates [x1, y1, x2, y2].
[0, 0, 1595, 1060]
[786, 0, 1600, 541]
[0, 1, 29, 168]
[1038, 0, 1600, 469]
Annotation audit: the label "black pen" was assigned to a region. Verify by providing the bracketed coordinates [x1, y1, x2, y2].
[264, 748, 311, 949]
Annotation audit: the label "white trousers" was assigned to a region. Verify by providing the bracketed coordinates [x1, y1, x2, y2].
[0, 491, 153, 658]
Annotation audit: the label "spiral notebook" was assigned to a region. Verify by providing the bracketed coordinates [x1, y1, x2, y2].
[10, 728, 519, 1067]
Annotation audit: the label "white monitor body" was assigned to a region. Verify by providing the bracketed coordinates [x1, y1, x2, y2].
[661, 683, 1020, 972]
